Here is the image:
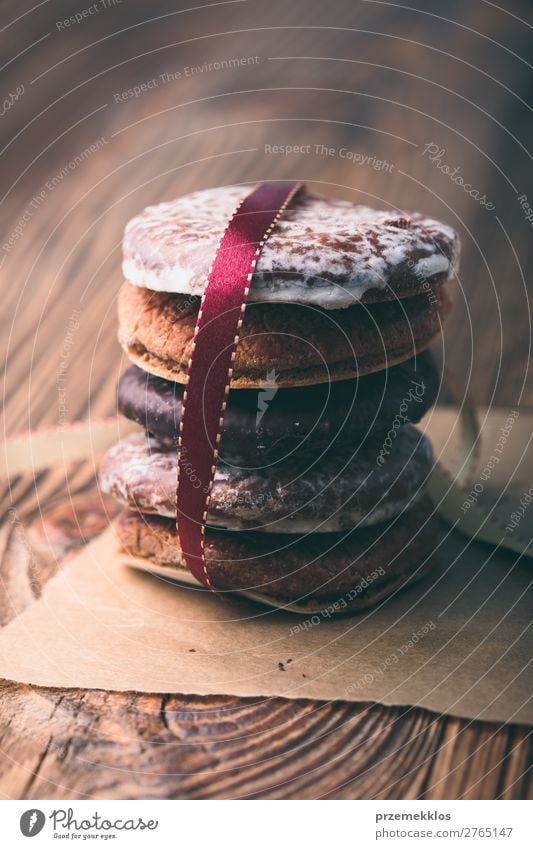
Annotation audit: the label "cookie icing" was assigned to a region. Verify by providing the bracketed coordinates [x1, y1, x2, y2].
[122, 185, 460, 309]
[100, 426, 433, 533]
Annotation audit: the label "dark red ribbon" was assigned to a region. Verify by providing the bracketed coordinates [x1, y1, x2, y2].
[176, 181, 302, 588]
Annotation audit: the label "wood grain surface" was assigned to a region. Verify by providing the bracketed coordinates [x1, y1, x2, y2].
[1, 0, 532, 799]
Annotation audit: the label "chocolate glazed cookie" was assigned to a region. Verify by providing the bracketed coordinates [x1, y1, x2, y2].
[116, 496, 439, 610]
[100, 425, 434, 533]
[117, 351, 440, 465]
[118, 281, 452, 387]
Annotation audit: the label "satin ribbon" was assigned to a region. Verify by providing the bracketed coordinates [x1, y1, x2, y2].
[175, 182, 303, 588]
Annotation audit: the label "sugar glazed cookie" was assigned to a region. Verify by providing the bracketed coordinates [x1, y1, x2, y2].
[123, 185, 459, 308]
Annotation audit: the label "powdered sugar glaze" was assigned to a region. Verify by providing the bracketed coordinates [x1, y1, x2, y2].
[100, 428, 433, 533]
[123, 185, 459, 309]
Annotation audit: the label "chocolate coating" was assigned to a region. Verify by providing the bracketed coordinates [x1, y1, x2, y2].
[117, 351, 440, 465]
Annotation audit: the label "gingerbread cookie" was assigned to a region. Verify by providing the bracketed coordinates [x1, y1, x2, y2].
[123, 185, 459, 309]
[100, 426, 433, 533]
[116, 496, 439, 610]
[117, 352, 440, 463]
[118, 281, 451, 387]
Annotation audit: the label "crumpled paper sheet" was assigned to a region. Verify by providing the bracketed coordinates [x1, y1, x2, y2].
[0, 407, 531, 724]
[0, 520, 530, 723]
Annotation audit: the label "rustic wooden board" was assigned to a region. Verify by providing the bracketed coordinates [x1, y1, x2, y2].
[1, 0, 532, 799]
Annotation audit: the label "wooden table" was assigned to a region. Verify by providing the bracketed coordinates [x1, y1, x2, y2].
[0, 0, 531, 799]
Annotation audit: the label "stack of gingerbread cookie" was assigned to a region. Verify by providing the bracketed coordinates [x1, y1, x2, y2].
[101, 185, 459, 611]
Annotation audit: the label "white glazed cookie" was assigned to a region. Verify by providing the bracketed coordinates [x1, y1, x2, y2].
[100, 426, 433, 533]
[122, 185, 460, 309]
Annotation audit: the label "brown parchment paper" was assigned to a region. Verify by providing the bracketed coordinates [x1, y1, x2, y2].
[0, 407, 531, 724]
